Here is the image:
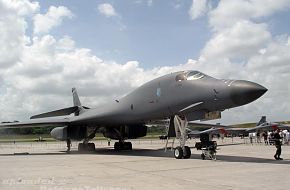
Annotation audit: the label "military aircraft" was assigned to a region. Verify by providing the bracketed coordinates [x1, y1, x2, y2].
[0, 70, 267, 159]
[246, 116, 290, 132]
[186, 116, 290, 160]
[188, 116, 290, 138]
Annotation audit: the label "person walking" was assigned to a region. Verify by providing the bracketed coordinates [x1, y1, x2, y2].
[262, 131, 268, 145]
[257, 131, 261, 143]
[286, 130, 290, 145]
[67, 139, 72, 152]
[274, 129, 283, 160]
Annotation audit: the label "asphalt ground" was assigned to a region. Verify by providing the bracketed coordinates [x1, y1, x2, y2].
[0, 138, 289, 190]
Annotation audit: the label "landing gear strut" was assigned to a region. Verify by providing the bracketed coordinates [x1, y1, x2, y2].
[78, 128, 98, 152]
[173, 115, 191, 159]
[112, 128, 133, 151]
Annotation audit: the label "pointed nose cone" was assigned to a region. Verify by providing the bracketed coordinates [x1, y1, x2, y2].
[230, 80, 267, 106]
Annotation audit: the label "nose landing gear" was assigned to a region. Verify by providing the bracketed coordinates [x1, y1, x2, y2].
[172, 115, 191, 159]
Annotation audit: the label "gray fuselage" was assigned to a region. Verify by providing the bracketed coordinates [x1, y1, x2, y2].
[71, 71, 267, 126]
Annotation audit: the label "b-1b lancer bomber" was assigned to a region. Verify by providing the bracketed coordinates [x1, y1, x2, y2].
[0, 70, 267, 159]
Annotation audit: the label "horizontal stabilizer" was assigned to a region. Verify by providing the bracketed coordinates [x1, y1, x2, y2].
[0, 117, 70, 129]
[30, 106, 79, 119]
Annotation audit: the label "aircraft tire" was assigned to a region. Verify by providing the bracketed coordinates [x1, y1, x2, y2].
[114, 142, 122, 151]
[124, 142, 132, 150]
[174, 146, 183, 159]
[183, 146, 191, 159]
[87, 143, 95, 151]
[78, 143, 85, 151]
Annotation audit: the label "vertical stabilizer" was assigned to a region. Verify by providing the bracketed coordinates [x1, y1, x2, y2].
[72, 87, 85, 115]
[72, 87, 81, 106]
[257, 116, 266, 126]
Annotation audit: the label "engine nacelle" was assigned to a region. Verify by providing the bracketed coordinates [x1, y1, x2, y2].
[51, 126, 68, 141]
[50, 126, 87, 141]
[103, 124, 147, 140]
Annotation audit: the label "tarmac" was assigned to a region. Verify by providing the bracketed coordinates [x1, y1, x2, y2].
[0, 138, 289, 190]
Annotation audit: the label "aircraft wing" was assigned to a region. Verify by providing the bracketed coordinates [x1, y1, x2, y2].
[188, 127, 248, 138]
[188, 127, 226, 137]
[147, 119, 228, 128]
[224, 128, 248, 135]
[188, 122, 228, 128]
[30, 106, 78, 119]
[0, 117, 70, 129]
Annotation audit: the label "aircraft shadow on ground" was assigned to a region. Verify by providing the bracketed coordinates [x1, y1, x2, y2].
[0, 147, 289, 165]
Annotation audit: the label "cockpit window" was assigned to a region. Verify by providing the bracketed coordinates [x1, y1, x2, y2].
[186, 71, 205, 80]
[175, 71, 205, 82]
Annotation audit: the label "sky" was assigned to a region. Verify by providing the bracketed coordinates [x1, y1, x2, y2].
[0, 0, 290, 124]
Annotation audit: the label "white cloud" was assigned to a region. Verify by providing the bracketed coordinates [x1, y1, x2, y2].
[202, 21, 271, 61]
[0, 0, 39, 16]
[97, 3, 125, 31]
[0, 0, 290, 126]
[209, 0, 290, 30]
[247, 36, 290, 74]
[193, 0, 290, 124]
[0, 0, 39, 68]
[33, 6, 73, 35]
[97, 3, 117, 17]
[188, 0, 211, 20]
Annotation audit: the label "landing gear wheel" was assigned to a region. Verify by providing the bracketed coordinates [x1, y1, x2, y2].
[183, 146, 191, 159]
[78, 143, 85, 151]
[78, 143, 95, 152]
[87, 143, 95, 151]
[124, 142, 132, 150]
[114, 142, 124, 151]
[174, 146, 183, 159]
[201, 153, 205, 160]
[114, 142, 132, 151]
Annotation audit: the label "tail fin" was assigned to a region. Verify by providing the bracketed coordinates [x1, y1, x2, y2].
[72, 87, 85, 115]
[257, 116, 266, 126]
[72, 87, 82, 106]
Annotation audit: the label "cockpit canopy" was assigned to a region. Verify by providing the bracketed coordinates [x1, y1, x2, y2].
[175, 71, 206, 82]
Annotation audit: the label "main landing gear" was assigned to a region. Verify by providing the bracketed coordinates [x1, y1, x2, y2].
[114, 141, 132, 151]
[173, 115, 191, 159]
[78, 128, 98, 152]
[78, 142, 95, 152]
[112, 128, 133, 151]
